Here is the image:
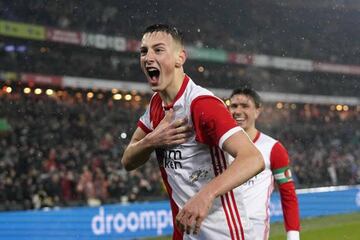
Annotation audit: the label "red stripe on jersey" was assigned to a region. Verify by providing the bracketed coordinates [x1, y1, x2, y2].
[158, 164, 183, 239]
[149, 93, 165, 129]
[137, 120, 151, 134]
[252, 131, 261, 143]
[214, 148, 241, 240]
[210, 147, 235, 240]
[163, 75, 190, 110]
[218, 148, 244, 240]
[263, 177, 274, 240]
[220, 195, 236, 240]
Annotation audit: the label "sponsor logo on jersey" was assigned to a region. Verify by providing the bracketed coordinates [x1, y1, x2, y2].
[156, 149, 183, 169]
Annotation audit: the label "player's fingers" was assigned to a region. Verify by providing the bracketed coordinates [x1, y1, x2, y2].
[185, 214, 196, 235]
[175, 125, 192, 134]
[173, 133, 190, 140]
[163, 108, 174, 122]
[175, 210, 185, 231]
[193, 221, 201, 235]
[169, 138, 188, 147]
[172, 117, 188, 128]
[193, 217, 202, 235]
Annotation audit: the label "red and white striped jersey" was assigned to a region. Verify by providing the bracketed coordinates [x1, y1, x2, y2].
[138, 75, 255, 240]
[229, 132, 300, 240]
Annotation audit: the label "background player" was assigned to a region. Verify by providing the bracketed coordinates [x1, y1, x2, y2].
[228, 87, 300, 240]
[121, 24, 265, 239]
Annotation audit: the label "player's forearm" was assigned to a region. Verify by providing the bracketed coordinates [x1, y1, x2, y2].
[203, 150, 264, 199]
[121, 136, 154, 171]
[279, 182, 301, 232]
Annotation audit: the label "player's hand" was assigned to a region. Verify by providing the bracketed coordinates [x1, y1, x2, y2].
[175, 189, 215, 235]
[146, 108, 192, 148]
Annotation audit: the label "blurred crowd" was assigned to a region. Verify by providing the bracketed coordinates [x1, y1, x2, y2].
[0, 87, 359, 211]
[1, 0, 359, 64]
[0, 88, 166, 211]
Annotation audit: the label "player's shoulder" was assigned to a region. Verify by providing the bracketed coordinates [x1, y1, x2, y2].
[258, 132, 278, 145]
[185, 77, 227, 110]
[185, 76, 214, 100]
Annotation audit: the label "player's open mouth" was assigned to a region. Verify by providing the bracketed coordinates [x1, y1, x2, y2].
[146, 67, 160, 83]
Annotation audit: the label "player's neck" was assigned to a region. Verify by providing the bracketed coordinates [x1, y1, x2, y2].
[159, 72, 185, 105]
[246, 127, 259, 142]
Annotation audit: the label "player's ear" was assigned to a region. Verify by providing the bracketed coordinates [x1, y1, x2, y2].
[255, 106, 261, 119]
[175, 49, 187, 68]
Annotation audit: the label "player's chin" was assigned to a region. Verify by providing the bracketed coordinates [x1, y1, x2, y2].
[149, 83, 163, 92]
[236, 120, 246, 128]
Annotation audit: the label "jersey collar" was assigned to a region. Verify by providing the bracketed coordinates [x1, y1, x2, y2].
[163, 74, 190, 110]
[253, 131, 261, 143]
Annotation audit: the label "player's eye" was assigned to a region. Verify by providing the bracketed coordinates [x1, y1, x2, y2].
[140, 48, 148, 56]
[155, 48, 164, 53]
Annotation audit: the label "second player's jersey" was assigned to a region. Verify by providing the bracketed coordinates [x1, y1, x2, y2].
[237, 132, 277, 232]
[228, 131, 299, 240]
[138, 75, 255, 240]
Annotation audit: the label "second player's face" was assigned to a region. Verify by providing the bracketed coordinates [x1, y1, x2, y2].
[140, 32, 179, 92]
[229, 94, 260, 131]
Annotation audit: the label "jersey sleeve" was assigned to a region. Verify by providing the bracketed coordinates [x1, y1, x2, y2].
[191, 96, 241, 149]
[137, 106, 152, 134]
[270, 142, 300, 233]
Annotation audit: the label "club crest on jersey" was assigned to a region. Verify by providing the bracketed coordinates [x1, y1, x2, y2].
[156, 149, 183, 169]
[189, 169, 209, 184]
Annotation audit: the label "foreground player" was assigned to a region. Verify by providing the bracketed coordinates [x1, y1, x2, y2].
[121, 24, 265, 239]
[228, 88, 300, 240]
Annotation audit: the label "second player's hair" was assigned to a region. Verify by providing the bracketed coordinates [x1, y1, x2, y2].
[230, 87, 262, 108]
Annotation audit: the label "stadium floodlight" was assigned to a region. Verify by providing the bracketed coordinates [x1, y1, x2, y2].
[113, 93, 122, 100]
[120, 133, 127, 139]
[2, 86, 12, 93]
[124, 94, 132, 101]
[336, 105, 343, 111]
[46, 89, 54, 96]
[24, 87, 31, 94]
[87, 92, 94, 99]
[34, 88, 42, 95]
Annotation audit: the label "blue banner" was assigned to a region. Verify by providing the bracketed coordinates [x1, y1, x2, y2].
[0, 186, 359, 239]
[0, 201, 173, 240]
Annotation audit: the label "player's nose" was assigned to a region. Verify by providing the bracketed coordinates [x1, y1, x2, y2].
[144, 50, 155, 64]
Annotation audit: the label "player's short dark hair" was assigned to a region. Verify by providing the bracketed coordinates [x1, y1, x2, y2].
[230, 87, 262, 108]
[142, 24, 184, 46]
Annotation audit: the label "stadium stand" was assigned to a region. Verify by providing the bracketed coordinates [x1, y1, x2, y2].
[0, 84, 358, 211]
[0, 0, 359, 211]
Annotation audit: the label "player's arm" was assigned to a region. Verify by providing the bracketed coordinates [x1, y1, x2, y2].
[176, 96, 265, 234]
[271, 142, 300, 240]
[121, 109, 191, 171]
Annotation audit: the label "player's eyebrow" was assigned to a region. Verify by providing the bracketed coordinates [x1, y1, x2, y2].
[151, 43, 166, 48]
[140, 42, 166, 51]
